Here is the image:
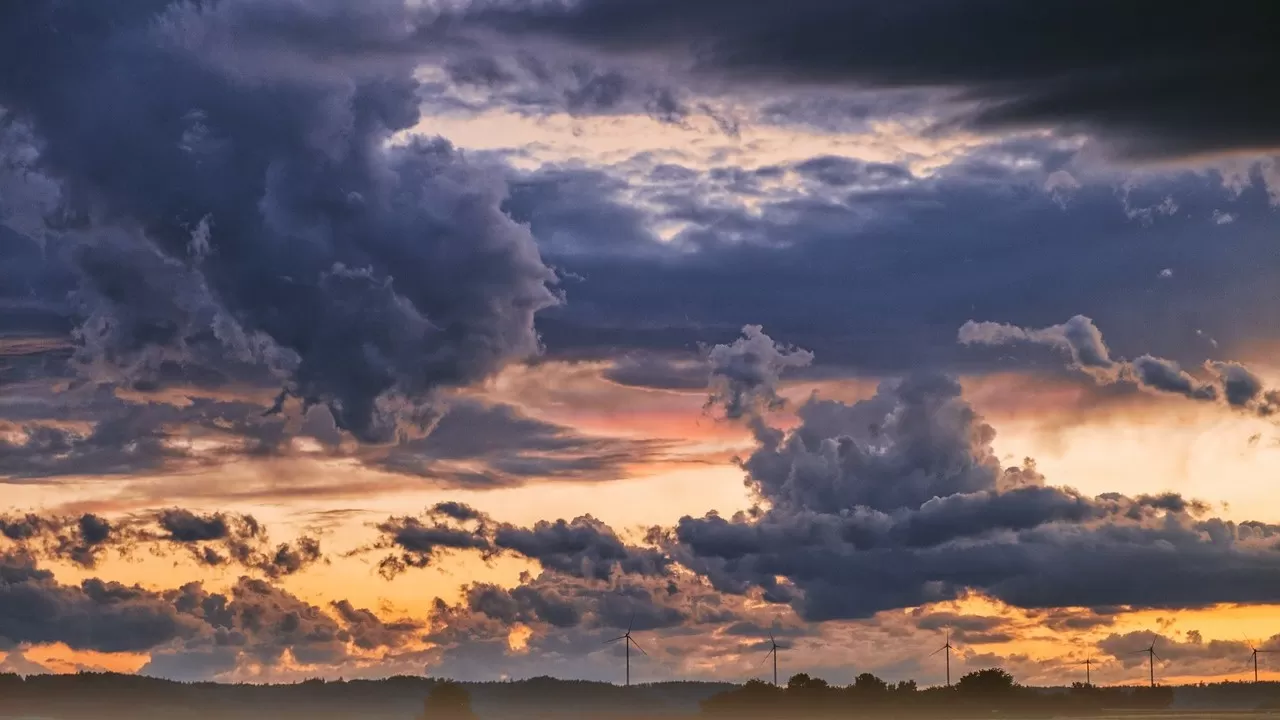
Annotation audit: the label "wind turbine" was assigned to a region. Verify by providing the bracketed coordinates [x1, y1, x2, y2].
[1079, 656, 1095, 687]
[605, 614, 647, 687]
[1244, 636, 1274, 683]
[930, 632, 955, 687]
[1133, 638, 1160, 688]
[759, 631, 785, 686]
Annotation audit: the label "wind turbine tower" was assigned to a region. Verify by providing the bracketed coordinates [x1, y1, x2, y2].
[1246, 637, 1274, 684]
[1079, 656, 1094, 687]
[1134, 639, 1160, 688]
[931, 632, 955, 687]
[760, 632, 784, 686]
[605, 615, 647, 687]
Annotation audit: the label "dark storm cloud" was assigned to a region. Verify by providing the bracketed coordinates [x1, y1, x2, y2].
[961, 315, 1280, 415]
[0, 552, 202, 653]
[912, 611, 1005, 634]
[500, 166, 661, 257]
[0, 0, 559, 443]
[0, 561, 422, 681]
[145, 577, 417, 680]
[1029, 608, 1118, 633]
[493, 516, 672, 581]
[0, 380, 350, 481]
[447, 0, 1280, 160]
[532, 155, 1280, 376]
[431, 49, 702, 127]
[0, 403, 193, 480]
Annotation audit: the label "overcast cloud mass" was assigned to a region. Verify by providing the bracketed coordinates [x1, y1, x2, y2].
[2, 0, 1280, 688]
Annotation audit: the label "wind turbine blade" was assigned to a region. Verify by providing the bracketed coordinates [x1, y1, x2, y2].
[627, 612, 635, 634]
[606, 636, 627, 643]
[630, 638, 648, 656]
[757, 649, 774, 667]
[930, 646, 945, 657]
[1152, 652, 1162, 662]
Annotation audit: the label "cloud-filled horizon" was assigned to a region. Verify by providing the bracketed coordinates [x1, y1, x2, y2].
[3, 0, 1280, 687]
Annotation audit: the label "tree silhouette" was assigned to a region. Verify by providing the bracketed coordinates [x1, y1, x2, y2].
[956, 668, 1016, 696]
[421, 680, 478, 720]
[852, 673, 888, 695]
[786, 673, 828, 691]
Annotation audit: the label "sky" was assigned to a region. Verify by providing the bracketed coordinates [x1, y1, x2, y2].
[2, 0, 1280, 689]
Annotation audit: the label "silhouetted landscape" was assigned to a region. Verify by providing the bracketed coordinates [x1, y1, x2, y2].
[6, 671, 1280, 719]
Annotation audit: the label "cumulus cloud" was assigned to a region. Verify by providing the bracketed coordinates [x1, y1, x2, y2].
[0, 0, 560, 443]
[0, 552, 206, 654]
[667, 329, 1280, 620]
[1096, 629, 1280, 681]
[416, 327, 1280, 640]
[705, 325, 813, 421]
[0, 551, 418, 680]
[959, 315, 1280, 414]
[0, 513, 118, 569]
[145, 577, 419, 681]
[364, 503, 496, 579]
[493, 516, 672, 581]
[424, 565, 759, 682]
[364, 503, 669, 581]
[0, 509, 324, 578]
[959, 315, 1118, 379]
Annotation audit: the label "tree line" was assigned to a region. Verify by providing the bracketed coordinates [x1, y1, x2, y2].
[699, 669, 1175, 718]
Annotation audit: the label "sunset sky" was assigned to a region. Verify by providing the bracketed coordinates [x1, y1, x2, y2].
[3, 0, 1280, 690]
